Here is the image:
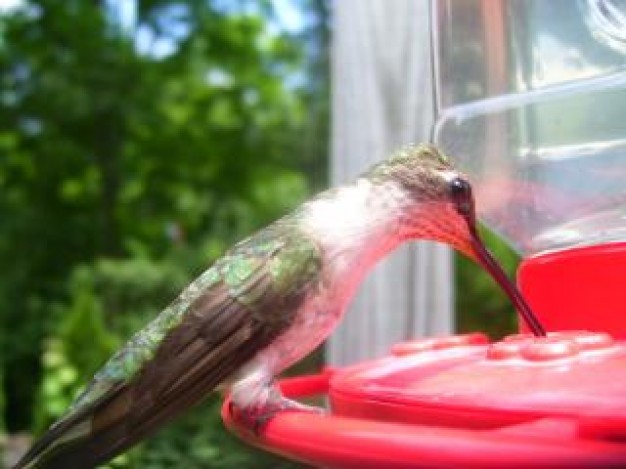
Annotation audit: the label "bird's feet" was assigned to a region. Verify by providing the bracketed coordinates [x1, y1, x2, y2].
[229, 389, 324, 435]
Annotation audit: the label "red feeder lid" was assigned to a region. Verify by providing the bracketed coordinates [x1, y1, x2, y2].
[330, 331, 626, 432]
[224, 332, 626, 467]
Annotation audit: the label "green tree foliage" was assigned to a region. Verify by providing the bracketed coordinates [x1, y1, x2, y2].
[0, 0, 327, 466]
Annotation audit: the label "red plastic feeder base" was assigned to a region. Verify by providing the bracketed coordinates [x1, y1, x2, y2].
[223, 332, 626, 468]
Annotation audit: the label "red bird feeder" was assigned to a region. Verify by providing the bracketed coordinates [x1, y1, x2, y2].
[224, 0, 626, 465]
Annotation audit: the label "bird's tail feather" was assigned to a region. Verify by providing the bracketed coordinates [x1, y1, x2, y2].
[14, 385, 136, 468]
[14, 357, 234, 468]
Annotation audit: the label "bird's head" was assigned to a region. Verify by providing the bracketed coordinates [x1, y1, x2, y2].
[367, 144, 545, 336]
[366, 145, 477, 256]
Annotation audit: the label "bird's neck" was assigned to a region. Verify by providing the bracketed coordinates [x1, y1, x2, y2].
[300, 178, 406, 291]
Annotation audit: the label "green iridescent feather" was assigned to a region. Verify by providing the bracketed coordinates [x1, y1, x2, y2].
[68, 219, 321, 413]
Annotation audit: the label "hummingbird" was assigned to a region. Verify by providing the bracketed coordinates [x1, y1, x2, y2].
[16, 144, 545, 468]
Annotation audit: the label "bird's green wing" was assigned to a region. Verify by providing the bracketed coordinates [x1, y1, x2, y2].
[17, 223, 322, 469]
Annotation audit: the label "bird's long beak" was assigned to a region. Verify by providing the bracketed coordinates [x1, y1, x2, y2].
[464, 219, 546, 337]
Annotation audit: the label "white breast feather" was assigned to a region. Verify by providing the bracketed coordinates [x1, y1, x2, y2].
[302, 178, 403, 284]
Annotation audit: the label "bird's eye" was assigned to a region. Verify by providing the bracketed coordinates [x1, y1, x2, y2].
[449, 177, 473, 216]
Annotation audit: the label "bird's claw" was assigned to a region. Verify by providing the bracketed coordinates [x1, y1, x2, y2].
[229, 398, 324, 436]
